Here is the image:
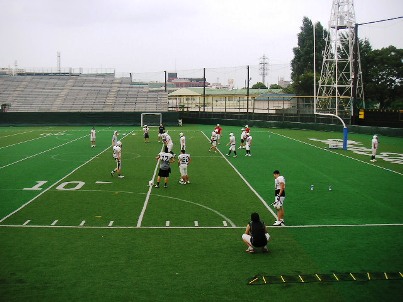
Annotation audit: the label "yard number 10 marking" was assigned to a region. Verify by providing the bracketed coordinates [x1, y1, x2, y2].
[23, 181, 85, 191]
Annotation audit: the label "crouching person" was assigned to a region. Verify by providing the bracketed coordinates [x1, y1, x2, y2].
[242, 212, 270, 253]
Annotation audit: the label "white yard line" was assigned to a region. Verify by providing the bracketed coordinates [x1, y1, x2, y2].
[0, 134, 88, 169]
[201, 131, 278, 219]
[0, 130, 35, 139]
[0, 223, 402, 229]
[136, 143, 164, 227]
[0, 131, 134, 223]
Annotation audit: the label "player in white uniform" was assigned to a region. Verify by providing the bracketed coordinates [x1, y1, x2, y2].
[111, 130, 119, 156]
[273, 170, 285, 226]
[162, 133, 174, 154]
[179, 132, 186, 151]
[245, 133, 252, 156]
[90, 127, 96, 148]
[178, 149, 191, 184]
[209, 130, 218, 153]
[239, 128, 246, 149]
[370, 134, 378, 162]
[111, 141, 124, 178]
[143, 125, 150, 143]
[226, 133, 237, 157]
[112, 131, 118, 146]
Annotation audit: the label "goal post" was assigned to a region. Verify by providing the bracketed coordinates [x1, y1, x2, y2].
[141, 113, 162, 127]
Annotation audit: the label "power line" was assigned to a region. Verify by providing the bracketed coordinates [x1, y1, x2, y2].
[357, 16, 403, 26]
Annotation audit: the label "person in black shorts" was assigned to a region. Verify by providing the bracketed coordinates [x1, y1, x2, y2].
[158, 123, 165, 142]
[154, 151, 175, 188]
[242, 212, 270, 253]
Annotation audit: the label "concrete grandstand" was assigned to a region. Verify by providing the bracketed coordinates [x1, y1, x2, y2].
[0, 74, 168, 112]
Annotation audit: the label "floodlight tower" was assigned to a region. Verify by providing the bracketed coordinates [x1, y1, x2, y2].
[259, 54, 268, 86]
[317, 0, 364, 120]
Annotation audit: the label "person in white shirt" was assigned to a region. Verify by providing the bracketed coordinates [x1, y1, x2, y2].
[239, 128, 246, 149]
[90, 127, 96, 148]
[111, 141, 124, 178]
[370, 135, 379, 162]
[112, 131, 118, 147]
[143, 125, 150, 143]
[209, 130, 218, 153]
[245, 133, 252, 156]
[178, 149, 191, 184]
[226, 133, 237, 157]
[179, 132, 186, 151]
[272, 170, 286, 226]
[162, 133, 174, 155]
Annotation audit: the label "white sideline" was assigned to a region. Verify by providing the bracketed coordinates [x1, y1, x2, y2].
[0, 131, 134, 223]
[201, 131, 278, 219]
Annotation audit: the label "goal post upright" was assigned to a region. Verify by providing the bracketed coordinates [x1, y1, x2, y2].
[314, 18, 348, 150]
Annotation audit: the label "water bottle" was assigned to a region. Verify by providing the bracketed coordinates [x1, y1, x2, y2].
[329, 185, 332, 191]
[310, 185, 314, 191]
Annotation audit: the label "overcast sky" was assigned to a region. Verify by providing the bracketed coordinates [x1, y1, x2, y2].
[0, 0, 402, 86]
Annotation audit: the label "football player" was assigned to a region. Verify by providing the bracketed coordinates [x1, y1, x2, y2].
[143, 125, 150, 143]
[245, 133, 252, 156]
[178, 149, 191, 184]
[179, 132, 186, 151]
[226, 133, 237, 157]
[273, 170, 286, 226]
[155, 151, 175, 188]
[111, 141, 124, 178]
[90, 127, 96, 148]
[209, 129, 218, 153]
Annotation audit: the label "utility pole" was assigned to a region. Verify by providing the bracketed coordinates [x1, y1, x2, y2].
[246, 65, 250, 116]
[164, 70, 167, 92]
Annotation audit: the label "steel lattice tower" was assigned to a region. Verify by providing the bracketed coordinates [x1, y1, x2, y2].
[259, 54, 268, 86]
[317, 0, 364, 119]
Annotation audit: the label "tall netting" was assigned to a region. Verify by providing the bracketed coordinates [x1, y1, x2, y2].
[141, 113, 162, 127]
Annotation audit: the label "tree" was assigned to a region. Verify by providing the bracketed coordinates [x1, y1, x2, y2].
[290, 17, 327, 96]
[251, 82, 267, 89]
[291, 17, 327, 95]
[269, 84, 283, 89]
[363, 46, 403, 109]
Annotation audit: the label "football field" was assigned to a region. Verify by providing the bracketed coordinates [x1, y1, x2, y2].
[0, 125, 402, 301]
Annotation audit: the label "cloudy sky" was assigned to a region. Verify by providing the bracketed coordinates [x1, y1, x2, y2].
[0, 0, 402, 86]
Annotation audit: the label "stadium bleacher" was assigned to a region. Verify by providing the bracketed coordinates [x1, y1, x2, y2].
[0, 75, 168, 112]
